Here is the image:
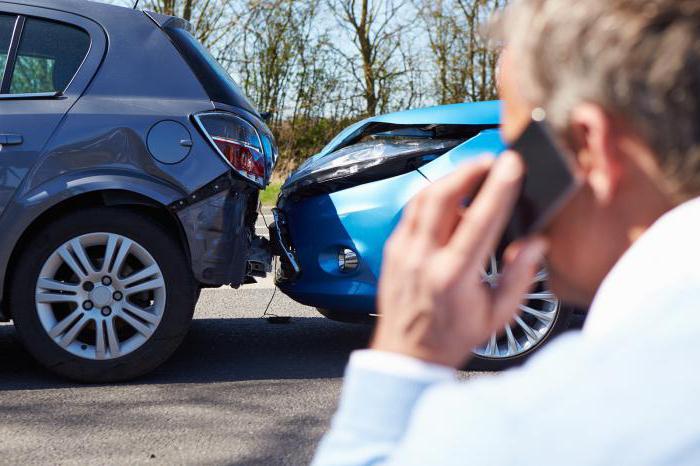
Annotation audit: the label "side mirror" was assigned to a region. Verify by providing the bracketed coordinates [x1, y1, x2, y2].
[260, 111, 274, 123]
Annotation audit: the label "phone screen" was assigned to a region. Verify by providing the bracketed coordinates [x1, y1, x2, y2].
[504, 118, 580, 240]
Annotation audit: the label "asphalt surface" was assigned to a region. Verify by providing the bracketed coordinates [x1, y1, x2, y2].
[0, 209, 485, 465]
[0, 286, 369, 465]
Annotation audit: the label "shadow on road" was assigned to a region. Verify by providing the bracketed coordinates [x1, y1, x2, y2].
[0, 316, 373, 391]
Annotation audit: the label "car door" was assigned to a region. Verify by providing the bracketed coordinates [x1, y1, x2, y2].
[0, 4, 105, 218]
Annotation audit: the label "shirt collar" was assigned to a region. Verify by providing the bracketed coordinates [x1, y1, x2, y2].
[583, 197, 700, 338]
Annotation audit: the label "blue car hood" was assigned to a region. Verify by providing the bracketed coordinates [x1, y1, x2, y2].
[280, 100, 504, 199]
[318, 100, 501, 158]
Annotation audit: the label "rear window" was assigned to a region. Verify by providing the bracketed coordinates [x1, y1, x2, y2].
[0, 14, 14, 84]
[164, 26, 257, 114]
[9, 18, 90, 94]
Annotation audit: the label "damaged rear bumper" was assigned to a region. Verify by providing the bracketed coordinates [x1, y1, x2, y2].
[172, 174, 272, 288]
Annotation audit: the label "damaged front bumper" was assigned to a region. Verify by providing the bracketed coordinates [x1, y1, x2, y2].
[172, 174, 272, 288]
[272, 167, 430, 312]
[268, 208, 301, 283]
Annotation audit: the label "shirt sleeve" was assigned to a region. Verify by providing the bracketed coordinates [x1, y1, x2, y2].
[312, 333, 588, 466]
[311, 350, 456, 466]
[350, 350, 457, 382]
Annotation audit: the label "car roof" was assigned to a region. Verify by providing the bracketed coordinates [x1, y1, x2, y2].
[3, 0, 142, 22]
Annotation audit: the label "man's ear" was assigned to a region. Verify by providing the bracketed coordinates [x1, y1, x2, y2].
[568, 104, 622, 205]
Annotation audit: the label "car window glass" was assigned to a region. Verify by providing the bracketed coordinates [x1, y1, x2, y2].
[166, 26, 257, 113]
[0, 15, 15, 85]
[9, 17, 89, 95]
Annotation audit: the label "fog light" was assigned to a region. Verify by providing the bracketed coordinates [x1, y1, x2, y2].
[338, 248, 359, 272]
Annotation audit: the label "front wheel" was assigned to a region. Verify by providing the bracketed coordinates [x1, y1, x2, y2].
[467, 255, 572, 371]
[9, 207, 196, 382]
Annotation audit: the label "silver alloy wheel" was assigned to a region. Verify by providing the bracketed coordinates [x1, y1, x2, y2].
[473, 254, 559, 359]
[35, 232, 167, 361]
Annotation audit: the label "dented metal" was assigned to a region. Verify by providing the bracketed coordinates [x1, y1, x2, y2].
[175, 178, 261, 287]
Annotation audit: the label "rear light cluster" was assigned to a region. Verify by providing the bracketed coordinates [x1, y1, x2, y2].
[194, 112, 267, 186]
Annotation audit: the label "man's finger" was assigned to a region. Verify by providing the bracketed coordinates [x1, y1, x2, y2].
[447, 151, 525, 266]
[490, 237, 548, 331]
[401, 191, 425, 235]
[414, 155, 495, 247]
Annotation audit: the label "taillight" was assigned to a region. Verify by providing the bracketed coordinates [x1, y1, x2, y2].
[194, 112, 266, 186]
[212, 136, 266, 180]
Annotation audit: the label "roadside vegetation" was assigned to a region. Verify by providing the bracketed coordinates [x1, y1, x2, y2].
[109, 0, 505, 178]
[260, 182, 282, 206]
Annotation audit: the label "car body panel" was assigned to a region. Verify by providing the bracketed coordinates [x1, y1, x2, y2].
[278, 169, 429, 311]
[418, 129, 506, 182]
[276, 102, 504, 314]
[0, 3, 107, 217]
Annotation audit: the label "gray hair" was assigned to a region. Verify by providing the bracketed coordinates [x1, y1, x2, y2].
[491, 0, 700, 197]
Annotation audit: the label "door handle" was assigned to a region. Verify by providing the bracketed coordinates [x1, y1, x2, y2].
[0, 134, 23, 145]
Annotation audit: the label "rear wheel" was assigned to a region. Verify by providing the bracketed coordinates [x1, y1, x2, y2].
[9, 207, 196, 382]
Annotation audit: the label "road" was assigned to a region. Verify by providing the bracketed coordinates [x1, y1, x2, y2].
[0, 209, 486, 465]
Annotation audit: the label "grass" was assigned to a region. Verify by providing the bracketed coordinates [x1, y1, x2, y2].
[260, 182, 282, 206]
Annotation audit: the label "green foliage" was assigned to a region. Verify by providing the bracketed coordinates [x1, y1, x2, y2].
[10, 56, 56, 94]
[271, 115, 359, 177]
[259, 182, 282, 205]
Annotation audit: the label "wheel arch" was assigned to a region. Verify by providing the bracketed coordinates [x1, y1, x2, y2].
[1, 189, 191, 320]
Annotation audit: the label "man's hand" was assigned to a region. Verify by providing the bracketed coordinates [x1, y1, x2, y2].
[372, 152, 548, 368]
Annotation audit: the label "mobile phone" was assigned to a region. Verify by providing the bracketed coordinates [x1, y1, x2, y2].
[504, 117, 580, 241]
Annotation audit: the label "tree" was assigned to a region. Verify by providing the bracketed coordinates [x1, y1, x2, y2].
[328, 0, 410, 117]
[142, 0, 237, 48]
[416, 0, 504, 104]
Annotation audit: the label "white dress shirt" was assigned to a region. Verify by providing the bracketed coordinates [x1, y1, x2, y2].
[313, 197, 700, 466]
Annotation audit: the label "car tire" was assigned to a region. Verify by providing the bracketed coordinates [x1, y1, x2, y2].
[459, 252, 574, 371]
[9, 207, 196, 383]
[467, 304, 573, 371]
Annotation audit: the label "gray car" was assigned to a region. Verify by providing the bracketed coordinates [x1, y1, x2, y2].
[0, 0, 276, 382]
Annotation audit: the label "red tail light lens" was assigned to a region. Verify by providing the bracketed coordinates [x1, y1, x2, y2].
[212, 136, 266, 182]
[194, 112, 267, 186]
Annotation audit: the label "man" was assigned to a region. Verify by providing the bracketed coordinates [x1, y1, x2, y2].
[312, 0, 700, 464]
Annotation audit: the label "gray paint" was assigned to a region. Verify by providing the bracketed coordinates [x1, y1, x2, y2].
[147, 121, 193, 164]
[0, 0, 274, 318]
[176, 183, 252, 286]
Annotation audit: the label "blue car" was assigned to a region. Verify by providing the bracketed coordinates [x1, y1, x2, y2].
[271, 101, 573, 369]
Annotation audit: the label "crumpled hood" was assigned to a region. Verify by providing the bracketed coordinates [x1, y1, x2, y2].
[285, 139, 460, 186]
[319, 100, 501, 157]
[279, 101, 502, 201]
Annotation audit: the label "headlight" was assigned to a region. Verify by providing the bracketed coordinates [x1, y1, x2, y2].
[283, 138, 462, 197]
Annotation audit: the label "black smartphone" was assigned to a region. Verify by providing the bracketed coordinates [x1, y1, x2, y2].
[504, 117, 581, 241]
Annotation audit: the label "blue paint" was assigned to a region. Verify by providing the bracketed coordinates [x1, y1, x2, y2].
[277, 102, 505, 314]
